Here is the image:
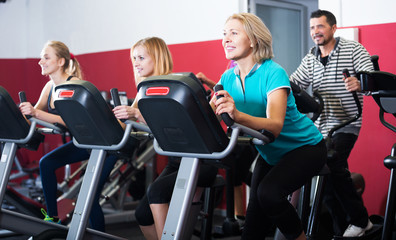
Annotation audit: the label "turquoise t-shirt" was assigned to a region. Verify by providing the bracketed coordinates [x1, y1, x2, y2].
[219, 59, 323, 165]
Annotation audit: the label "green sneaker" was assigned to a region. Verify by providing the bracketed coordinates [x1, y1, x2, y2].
[41, 208, 61, 224]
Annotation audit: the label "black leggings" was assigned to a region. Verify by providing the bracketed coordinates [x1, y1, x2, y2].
[323, 132, 369, 235]
[221, 144, 257, 187]
[135, 158, 218, 226]
[242, 140, 326, 240]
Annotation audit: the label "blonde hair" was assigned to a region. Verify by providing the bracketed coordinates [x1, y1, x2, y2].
[43, 40, 83, 79]
[226, 13, 274, 63]
[131, 37, 173, 84]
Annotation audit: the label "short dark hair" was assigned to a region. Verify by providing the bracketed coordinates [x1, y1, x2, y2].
[310, 9, 337, 26]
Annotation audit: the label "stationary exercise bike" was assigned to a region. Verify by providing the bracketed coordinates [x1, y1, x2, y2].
[357, 58, 396, 240]
[9, 90, 154, 227]
[132, 73, 274, 240]
[0, 86, 124, 239]
[304, 67, 384, 240]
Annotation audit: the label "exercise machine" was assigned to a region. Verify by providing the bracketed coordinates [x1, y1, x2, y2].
[54, 128, 155, 225]
[52, 79, 157, 240]
[306, 68, 383, 240]
[135, 73, 273, 240]
[0, 85, 125, 239]
[357, 67, 396, 240]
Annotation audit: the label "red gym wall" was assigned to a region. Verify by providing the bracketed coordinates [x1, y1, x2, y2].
[1, 23, 396, 216]
[347, 22, 396, 216]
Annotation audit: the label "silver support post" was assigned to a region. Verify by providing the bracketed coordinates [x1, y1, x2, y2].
[161, 157, 200, 240]
[67, 149, 106, 240]
[0, 142, 17, 202]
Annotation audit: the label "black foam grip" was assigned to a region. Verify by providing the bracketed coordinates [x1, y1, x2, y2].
[290, 81, 301, 94]
[110, 88, 121, 107]
[260, 129, 275, 143]
[370, 55, 380, 71]
[342, 68, 351, 78]
[214, 84, 234, 126]
[110, 88, 127, 122]
[18, 91, 31, 119]
[19, 91, 27, 102]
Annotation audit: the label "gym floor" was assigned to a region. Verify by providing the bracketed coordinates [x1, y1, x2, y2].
[0, 211, 273, 240]
[0, 199, 278, 240]
[0, 217, 247, 240]
[0, 202, 247, 240]
[103, 203, 252, 240]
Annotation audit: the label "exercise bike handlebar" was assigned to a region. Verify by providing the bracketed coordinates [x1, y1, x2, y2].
[343, 69, 363, 117]
[214, 84, 275, 143]
[370, 55, 380, 71]
[126, 120, 152, 135]
[0, 120, 37, 145]
[154, 85, 274, 159]
[18, 91, 66, 139]
[18, 91, 31, 119]
[213, 84, 235, 126]
[154, 123, 271, 159]
[110, 87, 152, 134]
[32, 118, 65, 135]
[110, 88, 128, 123]
[72, 122, 134, 151]
[110, 88, 122, 107]
[0, 114, 64, 144]
[326, 69, 363, 139]
[72, 88, 152, 150]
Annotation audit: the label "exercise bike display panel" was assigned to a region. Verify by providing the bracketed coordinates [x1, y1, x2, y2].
[358, 71, 396, 114]
[137, 74, 229, 154]
[0, 86, 31, 140]
[54, 80, 125, 147]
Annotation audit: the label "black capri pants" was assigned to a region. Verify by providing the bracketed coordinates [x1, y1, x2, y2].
[135, 157, 218, 226]
[242, 140, 326, 240]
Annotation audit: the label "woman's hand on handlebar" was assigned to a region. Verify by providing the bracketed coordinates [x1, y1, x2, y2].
[343, 76, 361, 92]
[196, 72, 217, 89]
[113, 105, 146, 124]
[19, 102, 36, 118]
[213, 90, 239, 121]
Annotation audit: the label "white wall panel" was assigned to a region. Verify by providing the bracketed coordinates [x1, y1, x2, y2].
[0, 0, 240, 58]
[2, 0, 395, 59]
[319, 0, 396, 27]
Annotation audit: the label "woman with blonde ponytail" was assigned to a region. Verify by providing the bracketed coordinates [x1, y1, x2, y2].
[19, 40, 121, 232]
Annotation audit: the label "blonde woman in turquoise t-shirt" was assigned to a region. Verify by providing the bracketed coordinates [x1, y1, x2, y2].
[211, 13, 327, 240]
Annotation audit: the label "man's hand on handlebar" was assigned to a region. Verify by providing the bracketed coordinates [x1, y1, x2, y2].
[343, 76, 361, 92]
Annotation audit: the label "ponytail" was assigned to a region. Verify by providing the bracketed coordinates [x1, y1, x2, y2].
[44, 40, 84, 79]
